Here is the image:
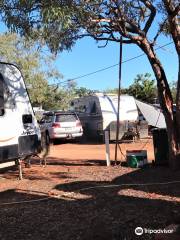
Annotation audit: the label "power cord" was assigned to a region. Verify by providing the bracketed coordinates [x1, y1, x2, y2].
[0, 180, 179, 206]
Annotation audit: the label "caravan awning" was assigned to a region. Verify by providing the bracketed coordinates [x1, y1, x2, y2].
[135, 100, 166, 128]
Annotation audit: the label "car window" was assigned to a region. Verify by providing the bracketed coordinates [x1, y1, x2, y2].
[55, 114, 77, 122]
[41, 115, 53, 123]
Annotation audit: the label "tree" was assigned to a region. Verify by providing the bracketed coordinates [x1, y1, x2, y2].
[104, 73, 157, 103]
[170, 81, 178, 103]
[43, 81, 93, 110]
[74, 87, 93, 97]
[128, 73, 157, 103]
[104, 88, 129, 95]
[0, 1, 180, 168]
[0, 33, 63, 108]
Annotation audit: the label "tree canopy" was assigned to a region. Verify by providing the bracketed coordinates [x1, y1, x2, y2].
[1, 1, 179, 52]
[0, 33, 93, 110]
[0, 33, 64, 107]
[104, 73, 158, 103]
[127, 73, 157, 103]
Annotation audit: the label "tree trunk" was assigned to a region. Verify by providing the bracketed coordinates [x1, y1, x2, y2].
[138, 39, 180, 170]
[164, 0, 180, 149]
[176, 54, 180, 147]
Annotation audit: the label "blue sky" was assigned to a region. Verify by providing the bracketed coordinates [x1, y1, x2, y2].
[0, 20, 178, 91]
[56, 36, 178, 90]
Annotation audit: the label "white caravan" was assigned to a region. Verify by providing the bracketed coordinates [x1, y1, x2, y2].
[0, 62, 41, 164]
[71, 93, 148, 140]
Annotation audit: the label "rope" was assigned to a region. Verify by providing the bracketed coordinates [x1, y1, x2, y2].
[0, 196, 52, 206]
[77, 180, 180, 192]
[0, 180, 180, 206]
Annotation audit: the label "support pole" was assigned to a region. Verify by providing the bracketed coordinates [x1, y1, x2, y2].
[105, 131, 111, 166]
[17, 159, 23, 180]
[115, 37, 123, 164]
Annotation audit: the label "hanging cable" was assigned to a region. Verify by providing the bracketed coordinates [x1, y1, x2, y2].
[48, 41, 173, 88]
[59, 41, 173, 84]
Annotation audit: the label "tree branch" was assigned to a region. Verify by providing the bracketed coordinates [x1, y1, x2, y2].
[112, 0, 145, 36]
[172, 5, 180, 17]
[98, 40, 109, 48]
[139, 0, 156, 33]
[152, 18, 168, 45]
[78, 32, 134, 44]
[162, 0, 174, 14]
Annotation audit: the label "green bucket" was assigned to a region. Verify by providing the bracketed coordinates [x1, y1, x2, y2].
[126, 150, 147, 168]
[127, 155, 138, 168]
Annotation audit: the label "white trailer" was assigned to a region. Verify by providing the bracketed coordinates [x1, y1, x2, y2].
[0, 62, 41, 167]
[71, 93, 148, 141]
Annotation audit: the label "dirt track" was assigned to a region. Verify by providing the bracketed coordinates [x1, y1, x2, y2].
[0, 139, 180, 240]
[50, 138, 155, 162]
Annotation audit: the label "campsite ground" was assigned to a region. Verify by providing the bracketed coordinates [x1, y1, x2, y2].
[0, 139, 180, 240]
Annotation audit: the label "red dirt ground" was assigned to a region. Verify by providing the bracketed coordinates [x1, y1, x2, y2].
[0, 139, 180, 240]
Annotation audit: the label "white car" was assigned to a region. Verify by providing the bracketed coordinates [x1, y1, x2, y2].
[39, 111, 83, 142]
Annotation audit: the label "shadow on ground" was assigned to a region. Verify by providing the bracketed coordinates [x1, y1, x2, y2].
[46, 157, 107, 166]
[0, 165, 180, 240]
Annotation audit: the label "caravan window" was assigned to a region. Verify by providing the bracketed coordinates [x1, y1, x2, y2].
[0, 74, 5, 116]
[76, 105, 87, 113]
[22, 114, 33, 124]
[91, 102, 97, 114]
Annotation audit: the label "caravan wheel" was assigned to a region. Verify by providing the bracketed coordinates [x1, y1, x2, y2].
[97, 131, 106, 143]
